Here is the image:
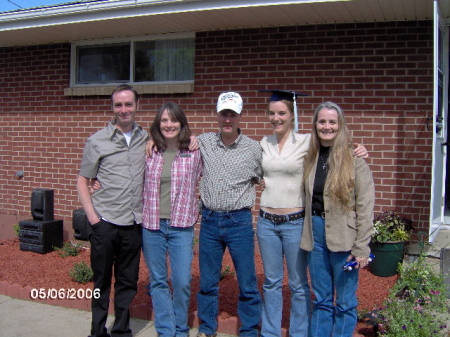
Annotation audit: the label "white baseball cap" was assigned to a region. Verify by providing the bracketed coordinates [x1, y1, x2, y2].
[216, 92, 243, 114]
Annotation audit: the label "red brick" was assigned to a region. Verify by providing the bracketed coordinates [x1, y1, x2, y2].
[188, 311, 199, 328]
[217, 316, 239, 335]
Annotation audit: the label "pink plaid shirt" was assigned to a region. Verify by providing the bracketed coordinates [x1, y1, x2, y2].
[142, 149, 203, 230]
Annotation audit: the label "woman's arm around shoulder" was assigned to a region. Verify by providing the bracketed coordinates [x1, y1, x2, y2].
[190, 148, 203, 179]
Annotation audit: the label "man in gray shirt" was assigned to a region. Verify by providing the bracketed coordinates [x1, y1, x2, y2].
[77, 84, 148, 337]
[196, 92, 262, 337]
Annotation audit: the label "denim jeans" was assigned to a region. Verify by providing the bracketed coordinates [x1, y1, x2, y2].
[308, 216, 359, 337]
[197, 207, 262, 337]
[256, 215, 310, 337]
[142, 220, 194, 337]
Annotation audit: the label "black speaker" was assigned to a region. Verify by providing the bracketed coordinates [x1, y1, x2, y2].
[73, 208, 90, 241]
[19, 219, 63, 254]
[31, 188, 54, 221]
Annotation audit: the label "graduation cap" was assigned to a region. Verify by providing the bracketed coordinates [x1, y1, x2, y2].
[258, 89, 308, 132]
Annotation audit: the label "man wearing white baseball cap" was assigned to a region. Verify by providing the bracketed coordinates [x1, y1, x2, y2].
[196, 92, 262, 337]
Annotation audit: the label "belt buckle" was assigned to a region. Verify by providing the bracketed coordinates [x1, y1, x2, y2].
[321, 212, 325, 219]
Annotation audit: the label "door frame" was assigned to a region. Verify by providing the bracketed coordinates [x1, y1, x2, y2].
[429, 0, 450, 242]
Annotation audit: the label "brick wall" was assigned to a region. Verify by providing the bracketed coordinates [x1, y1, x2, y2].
[0, 20, 434, 240]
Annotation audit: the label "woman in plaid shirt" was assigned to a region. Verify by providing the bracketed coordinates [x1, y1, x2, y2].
[142, 102, 203, 337]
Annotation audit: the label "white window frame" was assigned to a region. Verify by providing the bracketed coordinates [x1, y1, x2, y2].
[69, 32, 195, 88]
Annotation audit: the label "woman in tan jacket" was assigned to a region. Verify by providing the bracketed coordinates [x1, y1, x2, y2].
[300, 102, 375, 337]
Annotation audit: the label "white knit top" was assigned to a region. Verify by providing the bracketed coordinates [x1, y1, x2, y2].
[260, 131, 311, 209]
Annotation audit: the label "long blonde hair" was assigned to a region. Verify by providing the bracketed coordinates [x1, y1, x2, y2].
[303, 102, 355, 208]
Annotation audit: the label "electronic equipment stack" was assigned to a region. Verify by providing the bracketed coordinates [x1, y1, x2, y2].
[19, 188, 63, 254]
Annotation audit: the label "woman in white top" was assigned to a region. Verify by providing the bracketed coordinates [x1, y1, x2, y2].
[257, 90, 367, 337]
[257, 90, 311, 337]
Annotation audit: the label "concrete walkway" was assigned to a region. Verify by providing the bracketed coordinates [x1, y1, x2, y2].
[0, 294, 234, 337]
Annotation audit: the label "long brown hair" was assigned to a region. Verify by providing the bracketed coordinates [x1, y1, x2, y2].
[303, 102, 355, 208]
[150, 102, 191, 152]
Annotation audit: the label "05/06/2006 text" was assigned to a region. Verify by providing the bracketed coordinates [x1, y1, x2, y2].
[30, 288, 100, 300]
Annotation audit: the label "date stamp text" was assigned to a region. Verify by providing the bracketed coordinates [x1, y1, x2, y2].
[30, 288, 100, 300]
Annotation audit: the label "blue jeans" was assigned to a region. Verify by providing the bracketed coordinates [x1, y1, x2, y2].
[308, 216, 359, 337]
[197, 207, 262, 337]
[142, 220, 194, 337]
[257, 215, 310, 337]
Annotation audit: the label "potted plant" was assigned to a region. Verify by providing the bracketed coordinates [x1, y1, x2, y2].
[369, 211, 413, 277]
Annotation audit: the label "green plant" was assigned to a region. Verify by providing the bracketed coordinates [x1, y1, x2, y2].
[220, 265, 235, 280]
[391, 255, 447, 312]
[12, 224, 20, 238]
[357, 308, 370, 322]
[372, 211, 413, 243]
[54, 241, 82, 257]
[375, 299, 447, 337]
[192, 236, 199, 247]
[69, 261, 93, 284]
[365, 252, 448, 336]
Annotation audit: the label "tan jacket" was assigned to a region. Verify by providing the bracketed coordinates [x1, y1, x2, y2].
[300, 155, 375, 258]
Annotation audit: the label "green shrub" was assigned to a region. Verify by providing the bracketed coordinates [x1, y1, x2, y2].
[368, 254, 448, 336]
[375, 299, 447, 337]
[220, 265, 235, 280]
[391, 255, 447, 312]
[55, 241, 82, 257]
[12, 224, 20, 238]
[69, 261, 93, 284]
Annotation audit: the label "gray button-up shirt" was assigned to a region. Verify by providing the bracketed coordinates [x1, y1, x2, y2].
[79, 121, 149, 226]
[198, 131, 262, 212]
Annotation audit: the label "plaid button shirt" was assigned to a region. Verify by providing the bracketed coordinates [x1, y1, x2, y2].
[142, 149, 203, 230]
[198, 131, 262, 211]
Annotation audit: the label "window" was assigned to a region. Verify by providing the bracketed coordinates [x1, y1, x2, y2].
[77, 43, 130, 83]
[71, 34, 195, 86]
[134, 38, 194, 82]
